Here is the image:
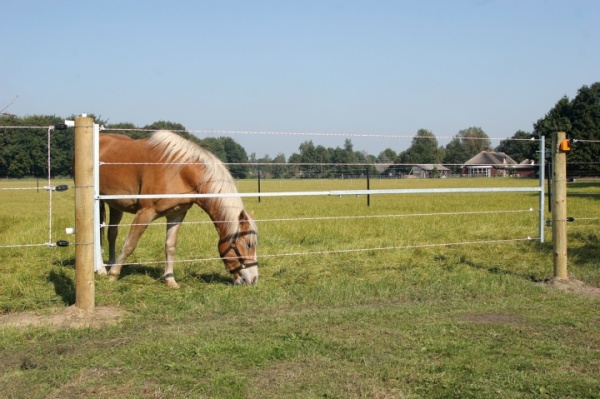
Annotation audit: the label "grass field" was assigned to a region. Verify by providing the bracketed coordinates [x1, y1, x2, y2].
[1, 177, 599, 398]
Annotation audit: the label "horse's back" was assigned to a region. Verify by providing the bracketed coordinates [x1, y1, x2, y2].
[102, 133, 134, 141]
[99, 134, 153, 211]
[100, 133, 139, 153]
[99, 133, 196, 213]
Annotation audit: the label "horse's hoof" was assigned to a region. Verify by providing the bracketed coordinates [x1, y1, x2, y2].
[166, 279, 180, 289]
[108, 275, 119, 282]
[96, 267, 107, 275]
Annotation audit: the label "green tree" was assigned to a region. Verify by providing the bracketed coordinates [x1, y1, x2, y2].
[288, 139, 369, 178]
[51, 128, 75, 177]
[104, 122, 140, 138]
[198, 137, 227, 161]
[287, 152, 302, 177]
[144, 120, 186, 132]
[0, 114, 69, 177]
[393, 129, 443, 175]
[444, 127, 491, 166]
[534, 82, 600, 176]
[533, 97, 573, 138]
[377, 148, 397, 163]
[221, 137, 249, 178]
[270, 153, 287, 178]
[8, 148, 33, 177]
[293, 140, 321, 177]
[313, 145, 331, 177]
[0, 115, 255, 178]
[396, 129, 443, 165]
[495, 131, 537, 163]
[253, 153, 269, 178]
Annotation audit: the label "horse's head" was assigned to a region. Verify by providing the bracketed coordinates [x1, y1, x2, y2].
[218, 210, 258, 285]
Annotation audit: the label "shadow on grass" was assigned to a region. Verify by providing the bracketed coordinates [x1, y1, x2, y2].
[117, 263, 164, 280]
[569, 231, 600, 270]
[53, 257, 75, 268]
[52, 258, 233, 286]
[462, 258, 544, 282]
[114, 264, 233, 285]
[460, 242, 555, 283]
[47, 270, 75, 305]
[190, 272, 234, 285]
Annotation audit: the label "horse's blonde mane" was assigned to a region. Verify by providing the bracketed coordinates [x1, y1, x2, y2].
[147, 130, 257, 240]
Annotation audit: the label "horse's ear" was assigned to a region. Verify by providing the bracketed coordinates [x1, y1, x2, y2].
[239, 210, 254, 221]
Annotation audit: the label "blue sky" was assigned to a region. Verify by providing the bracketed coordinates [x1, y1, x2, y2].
[2, 0, 599, 158]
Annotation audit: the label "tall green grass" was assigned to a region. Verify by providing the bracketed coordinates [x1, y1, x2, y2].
[1, 177, 599, 398]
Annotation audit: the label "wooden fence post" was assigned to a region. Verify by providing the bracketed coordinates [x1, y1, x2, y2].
[552, 131, 568, 280]
[74, 115, 95, 312]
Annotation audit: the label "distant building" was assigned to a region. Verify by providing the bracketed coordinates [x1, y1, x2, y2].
[461, 150, 535, 177]
[374, 163, 394, 174]
[514, 159, 537, 177]
[408, 164, 450, 178]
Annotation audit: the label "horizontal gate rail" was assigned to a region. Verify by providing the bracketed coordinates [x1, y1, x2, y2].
[97, 186, 542, 201]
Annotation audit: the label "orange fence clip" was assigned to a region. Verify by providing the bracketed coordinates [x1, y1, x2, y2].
[559, 139, 571, 152]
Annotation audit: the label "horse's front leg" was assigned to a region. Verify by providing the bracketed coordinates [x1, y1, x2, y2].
[109, 209, 155, 281]
[163, 213, 187, 289]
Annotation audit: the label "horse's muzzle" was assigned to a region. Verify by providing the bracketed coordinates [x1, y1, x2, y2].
[234, 265, 259, 285]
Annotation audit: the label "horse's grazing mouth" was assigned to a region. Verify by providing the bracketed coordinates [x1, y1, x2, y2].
[234, 267, 259, 286]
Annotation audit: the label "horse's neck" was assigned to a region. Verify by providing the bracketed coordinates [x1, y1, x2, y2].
[199, 200, 232, 235]
[188, 166, 240, 237]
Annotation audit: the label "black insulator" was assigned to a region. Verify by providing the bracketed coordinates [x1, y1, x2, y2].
[56, 240, 70, 247]
[55, 184, 69, 192]
[54, 123, 69, 130]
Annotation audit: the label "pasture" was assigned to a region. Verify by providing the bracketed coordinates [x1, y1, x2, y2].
[1, 177, 599, 399]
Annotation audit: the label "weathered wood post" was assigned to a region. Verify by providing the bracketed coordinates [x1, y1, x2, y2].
[552, 131, 568, 280]
[74, 115, 95, 312]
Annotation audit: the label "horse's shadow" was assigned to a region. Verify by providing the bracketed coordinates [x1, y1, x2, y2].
[118, 263, 164, 280]
[50, 258, 233, 289]
[189, 271, 233, 285]
[118, 264, 233, 285]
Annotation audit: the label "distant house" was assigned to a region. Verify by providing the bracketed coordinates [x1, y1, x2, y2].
[409, 164, 450, 178]
[374, 163, 394, 175]
[461, 150, 518, 177]
[514, 159, 537, 177]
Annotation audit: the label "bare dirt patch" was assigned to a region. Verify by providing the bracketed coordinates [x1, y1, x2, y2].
[0, 306, 128, 329]
[549, 278, 600, 297]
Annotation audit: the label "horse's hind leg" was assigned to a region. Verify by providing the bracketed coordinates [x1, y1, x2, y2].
[107, 207, 124, 265]
[163, 212, 187, 289]
[97, 201, 108, 275]
[108, 208, 155, 281]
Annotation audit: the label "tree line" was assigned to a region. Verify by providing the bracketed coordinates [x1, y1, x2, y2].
[1, 82, 599, 178]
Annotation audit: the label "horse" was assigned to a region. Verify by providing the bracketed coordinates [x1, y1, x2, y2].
[98, 131, 258, 288]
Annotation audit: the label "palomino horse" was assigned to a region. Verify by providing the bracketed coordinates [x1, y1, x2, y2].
[98, 131, 258, 288]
